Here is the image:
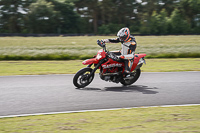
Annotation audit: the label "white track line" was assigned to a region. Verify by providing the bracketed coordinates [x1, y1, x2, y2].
[1, 104, 200, 118]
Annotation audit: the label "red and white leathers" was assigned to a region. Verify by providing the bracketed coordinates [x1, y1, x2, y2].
[103, 35, 137, 60]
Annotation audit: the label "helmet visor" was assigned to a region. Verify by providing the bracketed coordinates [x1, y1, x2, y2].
[119, 36, 127, 41]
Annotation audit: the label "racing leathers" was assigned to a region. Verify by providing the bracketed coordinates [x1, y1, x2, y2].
[103, 35, 137, 74]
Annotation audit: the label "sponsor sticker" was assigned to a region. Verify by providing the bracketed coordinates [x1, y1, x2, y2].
[102, 63, 122, 69]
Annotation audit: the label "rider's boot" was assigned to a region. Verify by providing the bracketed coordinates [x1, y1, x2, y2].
[123, 70, 131, 78]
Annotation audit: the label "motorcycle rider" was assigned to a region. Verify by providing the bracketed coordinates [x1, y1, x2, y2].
[102, 27, 137, 76]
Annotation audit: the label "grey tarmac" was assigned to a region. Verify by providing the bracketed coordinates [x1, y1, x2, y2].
[0, 72, 200, 117]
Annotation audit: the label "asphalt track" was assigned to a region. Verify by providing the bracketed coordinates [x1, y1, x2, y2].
[0, 72, 200, 117]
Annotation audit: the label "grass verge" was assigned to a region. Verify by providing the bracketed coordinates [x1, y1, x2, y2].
[0, 35, 200, 60]
[0, 58, 200, 76]
[1, 105, 200, 133]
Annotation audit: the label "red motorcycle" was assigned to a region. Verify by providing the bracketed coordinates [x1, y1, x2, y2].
[73, 40, 146, 88]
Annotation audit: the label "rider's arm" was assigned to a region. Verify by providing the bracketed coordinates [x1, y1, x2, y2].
[103, 38, 120, 43]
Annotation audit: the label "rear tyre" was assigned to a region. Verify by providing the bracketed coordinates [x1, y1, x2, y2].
[120, 69, 141, 86]
[73, 67, 94, 88]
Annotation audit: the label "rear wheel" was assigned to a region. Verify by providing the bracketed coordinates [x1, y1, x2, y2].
[73, 67, 94, 88]
[120, 69, 141, 86]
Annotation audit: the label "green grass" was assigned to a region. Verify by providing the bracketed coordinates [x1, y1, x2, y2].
[0, 60, 82, 76]
[1, 105, 200, 133]
[143, 58, 200, 72]
[0, 58, 200, 76]
[0, 35, 200, 60]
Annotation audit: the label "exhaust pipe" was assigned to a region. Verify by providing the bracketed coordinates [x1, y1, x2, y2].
[135, 58, 146, 70]
[101, 72, 121, 76]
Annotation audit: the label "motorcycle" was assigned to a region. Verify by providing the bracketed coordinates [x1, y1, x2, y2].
[73, 40, 146, 88]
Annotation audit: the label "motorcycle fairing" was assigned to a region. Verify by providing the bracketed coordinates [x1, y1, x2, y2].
[101, 58, 124, 74]
[130, 54, 146, 71]
[82, 58, 99, 65]
[96, 49, 107, 60]
[82, 49, 107, 65]
[82, 52, 146, 73]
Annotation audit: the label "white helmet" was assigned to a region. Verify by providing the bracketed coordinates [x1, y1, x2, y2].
[117, 27, 130, 42]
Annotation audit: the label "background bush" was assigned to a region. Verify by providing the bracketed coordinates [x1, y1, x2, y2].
[0, 0, 200, 34]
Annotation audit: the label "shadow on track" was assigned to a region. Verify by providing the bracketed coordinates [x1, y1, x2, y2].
[76, 85, 159, 94]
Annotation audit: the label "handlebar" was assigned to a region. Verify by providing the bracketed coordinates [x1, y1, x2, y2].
[96, 40, 119, 61]
[97, 40, 107, 52]
[97, 40, 105, 48]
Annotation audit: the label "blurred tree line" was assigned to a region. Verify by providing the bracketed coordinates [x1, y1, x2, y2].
[0, 0, 200, 34]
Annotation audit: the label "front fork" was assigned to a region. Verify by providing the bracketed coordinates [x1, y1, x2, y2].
[87, 64, 93, 68]
[86, 59, 106, 80]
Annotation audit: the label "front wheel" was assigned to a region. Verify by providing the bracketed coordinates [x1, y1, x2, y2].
[73, 67, 94, 88]
[120, 69, 141, 86]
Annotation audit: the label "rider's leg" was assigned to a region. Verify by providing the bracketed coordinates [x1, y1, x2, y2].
[124, 56, 135, 76]
[124, 60, 130, 72]
[111, 51, 121, 56]
[123, 59, 130, 76]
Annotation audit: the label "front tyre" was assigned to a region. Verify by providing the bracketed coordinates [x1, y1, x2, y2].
[73, 67, 94, 88]
[120, 69, 141, 86]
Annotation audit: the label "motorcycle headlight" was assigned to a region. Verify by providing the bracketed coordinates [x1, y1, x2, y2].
[96, 54, 102, 60]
